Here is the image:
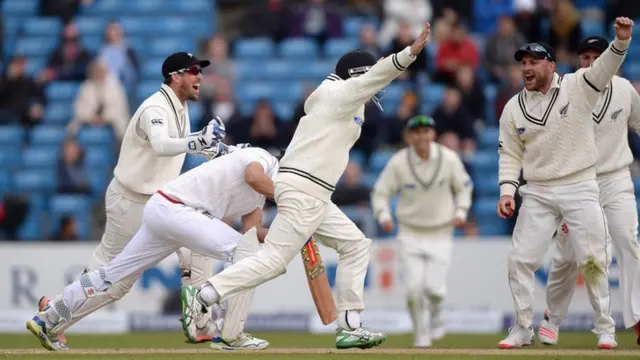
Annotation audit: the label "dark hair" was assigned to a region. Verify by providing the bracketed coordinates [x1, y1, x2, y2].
[163, 77, 172, 85]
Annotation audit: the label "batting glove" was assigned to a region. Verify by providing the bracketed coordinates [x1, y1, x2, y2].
[185, 118, 226, 154]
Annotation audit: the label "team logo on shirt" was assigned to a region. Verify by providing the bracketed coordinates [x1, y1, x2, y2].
[353, 116, 364, 126]
[404, 183, 417, 189]
[611, 109, 623, 122]
[559, 103, 569, 119]
[150, 118, 164, 126]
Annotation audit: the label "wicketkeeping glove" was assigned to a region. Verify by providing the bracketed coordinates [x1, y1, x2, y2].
[185, 117, 227, 154]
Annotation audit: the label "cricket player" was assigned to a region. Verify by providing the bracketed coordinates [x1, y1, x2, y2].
[496, 17, 634, 349]
[37, 52, 236, 349]
[538, 36, 640, 347]
[371, 115, 472, 348]
[178, 23, 433, 351]
[27, 147, 277, 351]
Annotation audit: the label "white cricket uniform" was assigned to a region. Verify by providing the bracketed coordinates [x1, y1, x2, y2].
[45, 148, 277, 333]
[208, 46, 417, 318]
[371, 143, 472, 344]
[54, 84, 208, 334]
[546, 75, 640, 329]
[498, 37, 630, 333]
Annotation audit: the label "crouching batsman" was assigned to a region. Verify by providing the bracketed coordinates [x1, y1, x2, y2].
[27, 147, 278, 351]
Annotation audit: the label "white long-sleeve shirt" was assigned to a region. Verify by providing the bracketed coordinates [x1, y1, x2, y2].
[113, 84, 191, 196]
[498, 37, 630, 197]
[278, 46, 416, 201]
[592, 75, 640, 175]
[162, 148, 278, 219]
[371, 144, 473, 234]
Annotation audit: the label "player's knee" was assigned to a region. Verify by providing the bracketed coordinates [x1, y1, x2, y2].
[337, 237, 371, 261]
[107, 280, 134, 301]
[508, 252, 542, 272]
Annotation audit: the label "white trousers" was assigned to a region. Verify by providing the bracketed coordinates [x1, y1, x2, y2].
[209, 182, 372, 312]
[508, 180, 614, 333]
[52, 194, 245, 330]
[547, 172, 640, 328]
[53, 180, 214, 333]
[397, 232, 452, 342]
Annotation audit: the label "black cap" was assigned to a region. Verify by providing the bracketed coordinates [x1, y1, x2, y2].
[514, 42, 556, 62]
[577, 36, 609, 55]
[406, 115, 436, 130]
[335, 49, 377, 80]
[161, 52, 211, 78]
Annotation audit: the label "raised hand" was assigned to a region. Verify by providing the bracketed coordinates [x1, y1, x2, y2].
[410, 23, 431, 56]
[614, 17, 634, 41]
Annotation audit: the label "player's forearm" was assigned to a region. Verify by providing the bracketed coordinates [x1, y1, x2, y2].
[148, 135, 189, 156]
[584, 38, 630, 91]
[499, 155, 521, 197]
[345, 46, 416, 105]
[371, 192, 393, 223]
[453, 185, 473, 221]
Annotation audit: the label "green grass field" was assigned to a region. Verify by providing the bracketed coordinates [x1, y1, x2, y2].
[1, 331, 639, 360]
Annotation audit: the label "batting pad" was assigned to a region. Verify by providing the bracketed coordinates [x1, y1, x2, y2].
[221, 227, 261, 340]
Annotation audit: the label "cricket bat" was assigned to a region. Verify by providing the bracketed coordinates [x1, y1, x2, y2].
[301, 237, 337, 325]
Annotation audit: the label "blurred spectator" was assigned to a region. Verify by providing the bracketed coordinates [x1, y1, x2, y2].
[51, 215, 79, 241]
[495, 64, 523, 123]
[388, 22, 428, 81]
[348, 0, 382, 18]
[98, 21, 139, 97]
[548, 0, 582, 63]
[197, 35, 235, 99]
[67, 59, 130, 140]
[378, 0, 432, 48]
[431, 1, 472, 27]
[200, 77, 241, 129]
[42, 23, 93, 82]
[0, 194, 29, 241]
[0, 56, 45, 127]
[434, 21, 479, 84]
[513, 0, 539, 41]
[455, 65, 485, 124]
[57, 137, 92, 195]
[240, 0, 287, 41]
[387, 91, 419, 146]
[228, 99, 289, 153]
[484, 16, 526, 84]
[287, 0, 343, 46]
[606, 0, 640, 34]
[431, 7, 457, 43]
[39, 0, 93, 24]
[433, 86, 475, 156]
[359, 24, 384, 59]
[332, 162, 371, 207]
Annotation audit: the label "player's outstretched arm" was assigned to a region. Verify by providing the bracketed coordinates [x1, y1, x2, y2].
[338, 23, 430, 107]
[498, 106, 524, 198]
[582, 17, 633, 101]
[450, 153, 473, 222]
[245, 162, 275, 199]
[371, 156, 401, 230]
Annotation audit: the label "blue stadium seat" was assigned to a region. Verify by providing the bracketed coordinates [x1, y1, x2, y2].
[479, 128, 499, 149]
[262, 60, 294, 80]
[85, 147, 113, 168]
[0, 170, 12, 195]
[165, 0, 212, 14]
[44, 103, 72, 125]
[46, 82, 81, 102]
[75, 16, 109, 36]
[476, 218, 510, 236]
[49, 194, 91, 239]
[80, 35, 103, 54]
[473, 197, 498, 217]
[623, 62, 640, 81]
[156, 17, 211, 37]
[124, 0, 164, 14]
[279, 38, 319, 58]
[287, 60, 334, 80]
[77, 127, 115, 148]
[127, 37, 150, 58]
[234, 38, 275, 58]
[369, 150, 394, 174]
[141, 58, 164, 81]
[13, 38, 57, 57]
[17, 208, 45, 240]
[0, 147, 21, 169]
[273, 101, 294, 121]
[236, 82, 275, 102]
[271, 82, 303, 102]
[470, 150, 499, 177]
[0, 125, 26, 148]
[149, 37, 196, 57]
[183, 154, 206, 172]
[23, 18, 63, 37]
[21, 146, 59, 169]
[24, 57, 46, 77]
[420, 83, 445, 106]
[13, 169, 57, 193]
[88, 166, 109, 199]
[30, 126, 67, 146]
[137, 81, 160, 103]
[119, 17, 155, 36]
[234, 60, 264, 80]
[2, 0, 38, 15]
[484, 84, 498, 122]
[475, 175, 499, 196]
[324, 38, 358, 59]
[84, 0, 128, 14]
[343, 17, 378, 37]
[189, 103, 204, 123]
[360, 172, 378, 188]
[581, 21, 604, 38]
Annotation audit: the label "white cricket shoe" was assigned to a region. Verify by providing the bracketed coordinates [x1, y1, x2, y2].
[210, 332, 269, 350]
[597, 333, 617, 349]
[431, 317, 446, 341]
[538, 316, 559, 345]
[413, 332, 432, 348]
[498, 326, 535, 349]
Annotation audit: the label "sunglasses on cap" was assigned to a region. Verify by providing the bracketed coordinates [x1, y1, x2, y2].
[407, 115, 435, 129]
[168, 65, 203, 76]
[516, 43, 554, 62]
